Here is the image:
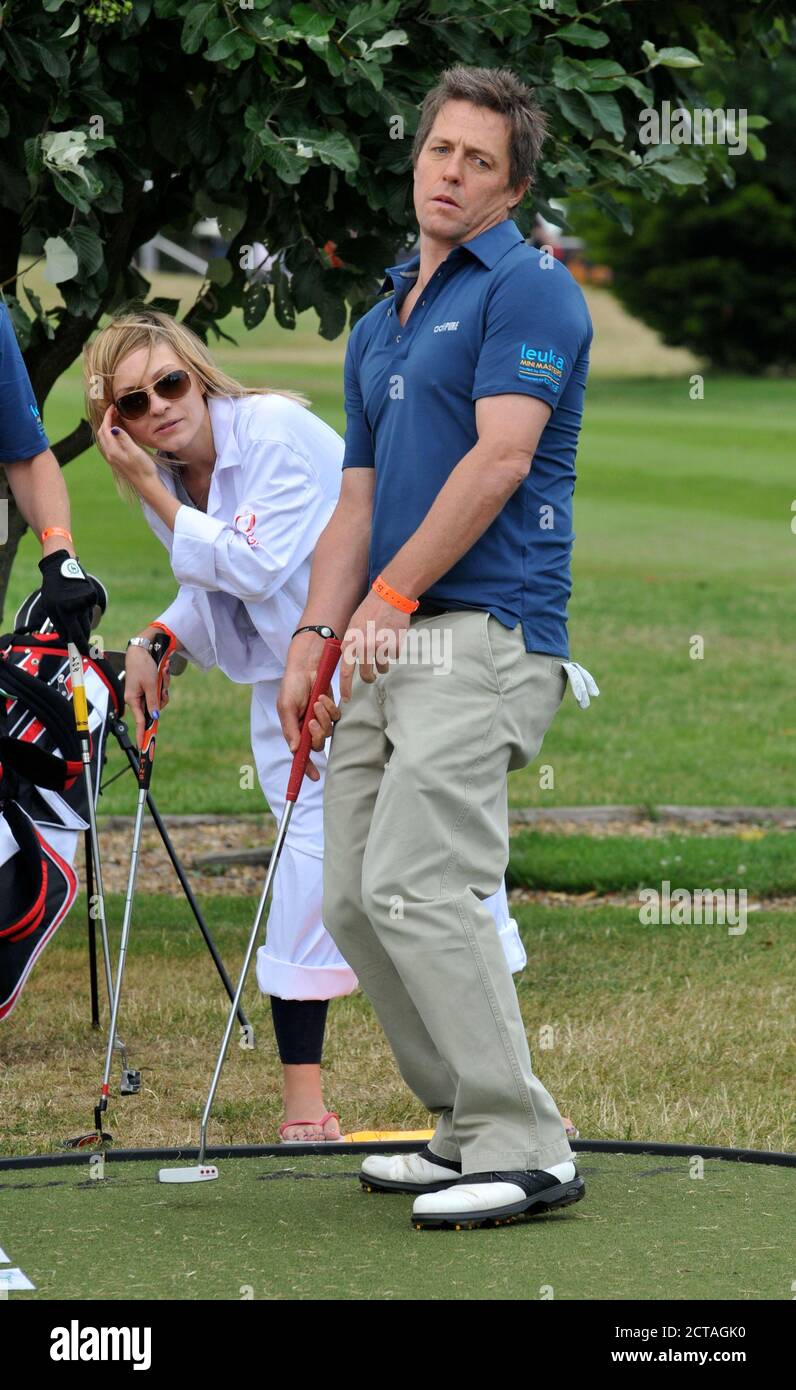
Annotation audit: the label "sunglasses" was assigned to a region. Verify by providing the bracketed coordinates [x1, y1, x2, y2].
[113, 369, 192, 421]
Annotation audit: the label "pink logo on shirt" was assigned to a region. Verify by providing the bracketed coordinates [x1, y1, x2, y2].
[234, 508, 259, 547]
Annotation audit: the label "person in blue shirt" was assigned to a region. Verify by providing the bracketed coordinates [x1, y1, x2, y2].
[279, 65, 597, 1231]
[0, 302, 96, 648]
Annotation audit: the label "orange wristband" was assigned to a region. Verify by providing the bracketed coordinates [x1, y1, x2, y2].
[372, 574, 419, 614]
[40, 526, 73, 546]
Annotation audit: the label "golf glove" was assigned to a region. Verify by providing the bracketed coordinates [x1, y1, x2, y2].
[38, 550, 97, 654]
[561, 661, 600, 709]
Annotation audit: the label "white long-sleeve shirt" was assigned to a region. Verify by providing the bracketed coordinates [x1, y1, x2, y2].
[141, 392, 343, 682]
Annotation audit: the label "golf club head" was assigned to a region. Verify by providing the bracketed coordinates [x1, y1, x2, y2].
[120, 1068, 142, 1095]
[14, 576, 108, 635]
[157, 1165, 219, 1184]
[61, 1130, 113, 1150]
[104, 649, 188, 678]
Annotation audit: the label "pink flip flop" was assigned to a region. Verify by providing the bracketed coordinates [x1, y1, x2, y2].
[278, 1110, 341, 1144]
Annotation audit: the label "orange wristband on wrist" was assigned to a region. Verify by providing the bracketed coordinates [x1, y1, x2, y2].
[40, 527, 73, 546]
[372, 574, 419, 614]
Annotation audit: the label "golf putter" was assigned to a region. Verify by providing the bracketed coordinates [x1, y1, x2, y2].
[91, 628, 176, 1147]
[67, 640, 135, 1093]
[158, 636, 342, 1184]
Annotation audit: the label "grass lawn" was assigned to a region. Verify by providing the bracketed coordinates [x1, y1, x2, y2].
[1, 896, 792, 1159]
[3, 273, 794, 815]
[2, 1150, 792, 1301]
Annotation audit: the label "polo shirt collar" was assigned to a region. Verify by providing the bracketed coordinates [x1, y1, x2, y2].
[379, 218, 524, 294]
[207, 393, 240, 468]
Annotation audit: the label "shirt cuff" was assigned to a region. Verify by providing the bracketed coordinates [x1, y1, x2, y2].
[170, 504, 229, 588]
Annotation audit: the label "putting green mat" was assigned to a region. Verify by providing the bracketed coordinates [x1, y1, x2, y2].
[1, 1152, 792, 1301]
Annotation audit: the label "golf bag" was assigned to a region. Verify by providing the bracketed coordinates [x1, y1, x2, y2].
[0, 629, 123, 1020]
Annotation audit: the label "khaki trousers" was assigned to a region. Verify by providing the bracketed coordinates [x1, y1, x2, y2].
[322, 610, 573, 1173]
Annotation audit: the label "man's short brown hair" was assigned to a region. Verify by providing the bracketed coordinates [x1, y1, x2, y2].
[412, 65, 549, 192]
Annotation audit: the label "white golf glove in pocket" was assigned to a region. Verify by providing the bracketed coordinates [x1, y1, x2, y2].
[561, 661, 600, 709]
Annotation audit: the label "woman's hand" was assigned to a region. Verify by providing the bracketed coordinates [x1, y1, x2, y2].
[96, 404, 160, 494]
[125, 641, 172, 748]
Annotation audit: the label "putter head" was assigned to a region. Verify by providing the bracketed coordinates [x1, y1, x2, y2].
[120, 1068, 141, 1095]
[157, 1165, 219, 1184]
[61, 1130, 113, 1150]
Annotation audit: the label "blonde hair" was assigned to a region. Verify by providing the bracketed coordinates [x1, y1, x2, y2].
[82, 306, 310, 496]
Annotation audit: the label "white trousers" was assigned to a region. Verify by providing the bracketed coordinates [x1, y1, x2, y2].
[250, 672, 526, 1000]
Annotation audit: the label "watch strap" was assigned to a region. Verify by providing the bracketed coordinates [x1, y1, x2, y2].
[291, 624, 339, 641]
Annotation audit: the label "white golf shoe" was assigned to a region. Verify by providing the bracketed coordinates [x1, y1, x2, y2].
[411, 1160, 585, 1229]
[359, 1144, 463, 1194]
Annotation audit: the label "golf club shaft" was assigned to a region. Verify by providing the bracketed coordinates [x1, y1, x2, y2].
[198, 800, 295, 1163]
[197, 637, 343, 1164]
[84, 830, 100, 1028]
[67, 641, 127, 1057]
[98, 783, 147, 1114]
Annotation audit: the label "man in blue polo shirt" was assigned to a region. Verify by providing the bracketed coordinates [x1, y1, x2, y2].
[0, 302, 96, 648]
[279, 65, 597, 1231]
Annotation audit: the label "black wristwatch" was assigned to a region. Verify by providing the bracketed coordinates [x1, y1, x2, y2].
[291, 624, 339, 641]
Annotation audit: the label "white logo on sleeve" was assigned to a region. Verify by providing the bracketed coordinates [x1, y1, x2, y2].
[234, 508, 259, 548]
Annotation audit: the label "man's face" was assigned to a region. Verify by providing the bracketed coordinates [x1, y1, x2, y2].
[413, 98, 529, 245]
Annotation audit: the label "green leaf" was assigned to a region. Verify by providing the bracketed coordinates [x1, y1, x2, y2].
[553, 23, 609, 50]
[65, 225, 105, 277]
[272, 257, 295, 330]
[289, 4, 335, 38]
[182, 2, 217, 54]
[657, 47, 702, 69]
[654, 157, 705, 185]
[581, 91, 625, 141]
[23, 286, 55, 340]
[93, 162, 124, 214]
[204, 30, 243, 63]
[744, 133, 766, 162]
[148, 298, 182, 317]
[44, 236, 80, 284]
[50, 169, 93, 213]
[591, 191, 633, 235]
[317, 291, 347, 340]
[369, 29, 408, 51]
[242, 281, 270, 330]
[550, 88, 595, 137]
[2, 296, 33, 351]
[37, 43, 70, 81]
[311, 130, 359, 174]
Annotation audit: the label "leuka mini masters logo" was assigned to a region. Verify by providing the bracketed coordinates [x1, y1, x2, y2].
[518, 343, 565, 392]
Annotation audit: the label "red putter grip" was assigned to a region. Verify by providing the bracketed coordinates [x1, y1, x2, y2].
[138, 629, 175, 788]
[286, 638, 342, 802]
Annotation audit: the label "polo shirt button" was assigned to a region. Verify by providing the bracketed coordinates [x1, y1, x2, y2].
[396, 335, 401, 341]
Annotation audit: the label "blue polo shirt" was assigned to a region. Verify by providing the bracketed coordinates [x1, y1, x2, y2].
[342, 219, 592, 658]
[0, 304, 49, 462]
